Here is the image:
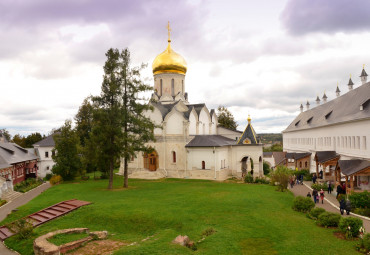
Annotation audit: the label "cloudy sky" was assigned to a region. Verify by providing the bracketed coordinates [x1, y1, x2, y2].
[2, 0, 370, 137]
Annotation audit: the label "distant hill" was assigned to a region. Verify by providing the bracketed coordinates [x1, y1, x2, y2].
[257, 133, 282, 144]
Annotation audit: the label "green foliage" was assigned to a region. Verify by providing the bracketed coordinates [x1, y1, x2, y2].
[216, 105, 237, 130]
[307, 207, 326, 220]
[48, 232, 89, 246]
[13, 178, 43, 193]
[337, 194, 346, 203]
[0, 200, 7, 207]
[44, 173, 53, 181]
[293, 169, 311, 181]
[349, 191, 370, 209]
[292, 196, 315, 213]
[339, 217, 363, 238]
[49, 175, 63, 185]
[258, 133, 282, 144]
[353, 207, 370, 217]
[263, 161, 270, 175]
[254, 177, 270, 184]
[270, 166, 292, 191]
[0, 128, 11, 141]
[363, 233, 370, 251]
[52, 120, 82, 181]
[263, 143, 283, 152]
[244, 174, 254, 183]
[311, 183, 328, 191]
[11, 132, 45, 148]
[317, 212, 341, 227]
[6, 219, 34, 240]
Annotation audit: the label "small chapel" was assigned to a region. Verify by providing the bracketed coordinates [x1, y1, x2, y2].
[119, 23, 263, 180]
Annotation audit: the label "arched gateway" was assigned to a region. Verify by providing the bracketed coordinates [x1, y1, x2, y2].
[143, 151, 158, 171]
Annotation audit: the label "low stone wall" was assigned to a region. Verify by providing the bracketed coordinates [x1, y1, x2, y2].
[33, 228, 107, 255]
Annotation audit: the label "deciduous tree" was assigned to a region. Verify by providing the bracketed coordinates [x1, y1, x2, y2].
[217, 106, 237, 130]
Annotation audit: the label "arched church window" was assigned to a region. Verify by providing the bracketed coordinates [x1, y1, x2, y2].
[202, 161, 205, 169]
[171, 79, 174, 96]
[160, 79, 163, 96]
[172, 151, 176, 163]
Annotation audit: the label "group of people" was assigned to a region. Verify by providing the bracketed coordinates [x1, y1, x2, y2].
[307, 188, 325, 204]
[289, 175, 303, 188]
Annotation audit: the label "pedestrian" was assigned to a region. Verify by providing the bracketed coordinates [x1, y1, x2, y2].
[307, 192, 312, 198]
[312, 189, 318, 203]
[339, 198, 346, 215]
[319, 189, 325, 204]
[312, 174, 317, 184]
[319, 170, 323, 179]
[345, 200, 351, 215]
[336, 184, 343, 199]
[290, 177, 294, 188]
[327, 181, 332, 194]
[296, 175, 299, 185]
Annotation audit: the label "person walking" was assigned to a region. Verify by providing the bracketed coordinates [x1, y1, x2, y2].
[312, 189, 318, 203]
[336, 184, 343, 199]
[312, 174, 317, 184]
[290, 177, 294, 188]
[319, 189, 325, 204]
[345, 199, 351, 215]
[327, 181, 332, 194]
[339, 198, 346, 215]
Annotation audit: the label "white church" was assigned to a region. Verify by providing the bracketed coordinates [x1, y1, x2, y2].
[119, 25, 263, 180]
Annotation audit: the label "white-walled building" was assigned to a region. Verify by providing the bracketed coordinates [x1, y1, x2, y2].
[119, 26, 263, 180]
[283, 67, 370, 191]
[33, 134, 57, 178]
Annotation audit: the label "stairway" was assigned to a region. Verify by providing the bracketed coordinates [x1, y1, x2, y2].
[1, 191, 22, 202]
[129, 169, 166, 179]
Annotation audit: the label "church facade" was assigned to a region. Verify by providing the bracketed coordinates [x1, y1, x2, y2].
[118, 25, 263, 180]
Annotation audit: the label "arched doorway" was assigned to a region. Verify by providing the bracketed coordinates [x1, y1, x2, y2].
[259, 156, 263, 175]
[241, 156, 248, 177]
[143, 151, 158, 171]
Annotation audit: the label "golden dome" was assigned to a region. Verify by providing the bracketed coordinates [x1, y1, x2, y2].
[152, 42, 187, 75]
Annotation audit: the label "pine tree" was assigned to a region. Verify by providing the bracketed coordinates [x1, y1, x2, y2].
[217, 106, 238, 130]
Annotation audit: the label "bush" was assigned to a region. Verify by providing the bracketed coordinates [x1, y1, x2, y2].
[339, 217, 363, 238]
[317, 212, 341, 227]
[337, 194, 346, 202]
[292, 196, 315, 213]
[6, 219, 34, 240]
[13, 178, 43, 193]
[49, 175, 63, 185]
[44, 173, 53, 181]
[349, 191, 370, 209]
[308, 207, 326, 220]
[353, 207, 370, 217]
[263, 161, 270, 175]
[311, 183, 328, 191]
[364, 233, 370, 251]
[270, 166, 292, 192]
[254, 177, 270, 184]
[294, 169, 311, 181]
[244, 174, 254, 183]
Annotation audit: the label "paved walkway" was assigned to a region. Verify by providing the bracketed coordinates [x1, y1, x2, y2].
[0, 182, 51, 255]
[289, 181, 370, 232]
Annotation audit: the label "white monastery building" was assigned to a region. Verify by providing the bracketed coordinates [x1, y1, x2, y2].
[283, 67, 370, 191]
[119, 25, 263, 180]
[33, 133, 57, 178]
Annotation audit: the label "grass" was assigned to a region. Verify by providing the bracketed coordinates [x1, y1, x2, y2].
[47, 232, 90, 246]
[1, 173, 360, 254]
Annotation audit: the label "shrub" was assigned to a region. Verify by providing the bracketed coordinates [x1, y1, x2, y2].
[311, 183, 328, 191]
[13, 178, 43, 193]
[308, 207, 326, 220]
[270, 166, 292, 192]
[317, 212, 341, 227]
[349, 191, 370, 209]
[336, 193, 346, 203]
[364, 233, 370, 251]
[339, 217, 363, 238]
[353, 207, 370, 217]
[244, 174, 254, 183]
[292, 196, 315, 213]
[49, 175, 63, 185]
[263, 161, 270, 175]
[294, 169, 311, 181]
[254, 177, 270, 184]
[6, 219, 34, 240]
[44, 173, 53, 181]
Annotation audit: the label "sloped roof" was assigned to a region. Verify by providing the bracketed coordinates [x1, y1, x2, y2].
[315, 151, 339, 164]
[33, 133, 58, 147]
[338, 159, 370, 176]
[237, 122, 258, 144]
[0, 142, 38, 167]
[186, 135, 236, 147]
[284, 83, 370, 132]
[263, 152, 273, 157]
[286, 152, 312, 160]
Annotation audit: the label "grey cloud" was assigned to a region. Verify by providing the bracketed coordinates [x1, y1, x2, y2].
[281, 0, 370, 35]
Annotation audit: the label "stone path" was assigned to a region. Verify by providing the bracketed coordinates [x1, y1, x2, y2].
[0, 182, 51, 255]
[289, 181, 370, 232]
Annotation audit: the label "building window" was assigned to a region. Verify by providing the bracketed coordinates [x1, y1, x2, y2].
[305, 161, 308, 168]
[299, 162, 302, 168]
[172, 151, 176, 163]
[45, 151, 49, 158]
[171, 79, 175, 96]
[202, 161, 205, 169]
[46, 166, 49, 170]
[160, 79, 163, 95]
[363, 136, 367, 150]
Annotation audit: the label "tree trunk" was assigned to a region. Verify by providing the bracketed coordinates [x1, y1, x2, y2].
[108, 159, 113, 189]
[124, 156, 128, 188]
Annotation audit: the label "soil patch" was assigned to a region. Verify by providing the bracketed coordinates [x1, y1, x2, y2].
[68, 239, 126, 255]
[333, 231, 359, 241]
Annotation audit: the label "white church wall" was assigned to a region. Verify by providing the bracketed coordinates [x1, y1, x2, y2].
[145, 107, 163, 135]
[189, 111, 197, 135]
[199, 108, 211, 135]
[211, 113, 218, 134]
[187, 148, 215, 170]
[165, 111, 184, 135]
[217, 126, 242, 141]
[230, 145, 264, 177]
[153, 73, 186, 97]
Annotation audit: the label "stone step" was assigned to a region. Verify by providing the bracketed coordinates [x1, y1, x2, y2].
[129, 170, 165, 179]
[1, 190, 22, 202]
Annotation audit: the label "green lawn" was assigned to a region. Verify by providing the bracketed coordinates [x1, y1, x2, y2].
[1, 174, 359, 254]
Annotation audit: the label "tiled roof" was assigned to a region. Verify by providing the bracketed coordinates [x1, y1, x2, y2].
[338, 159, 370, 176]
[284, 83, 370, 132]
[186, 135, 236, 147]
[0, 142, 38, 167]
[33, 133, 58, 147]
[237, 123, 258, 145]
[315, 151, 339, 164]
[286, 152, 312, 160]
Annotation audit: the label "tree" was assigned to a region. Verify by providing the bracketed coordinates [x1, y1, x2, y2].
[0, 128, 11, 141]
[52, 120, 82, 181]
[24, 132, 44, 148]
[263, 161, 271, 175]
[12, 134, 26, 147]
[263, 143, 283, 152]
[270, 166, 292, 192]
[75, 97, 94, 147]
[217, 106, 237, 130]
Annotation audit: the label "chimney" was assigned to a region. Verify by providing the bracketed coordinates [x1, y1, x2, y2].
[300, 103, 303, 113]
[306, 100, 310, 110]
[348, 74, 354, 90]
[336, 83, 341, 97]
[315, 95, 320, 105]
[360, 64, 368, 85]
[322, 92, 327, 103]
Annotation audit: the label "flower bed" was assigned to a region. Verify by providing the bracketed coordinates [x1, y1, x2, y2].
[14, 178, 43, 193]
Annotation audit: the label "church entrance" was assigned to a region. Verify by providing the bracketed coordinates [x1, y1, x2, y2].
[143, 150, 158, 171]
[241, 156, 248, 177]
